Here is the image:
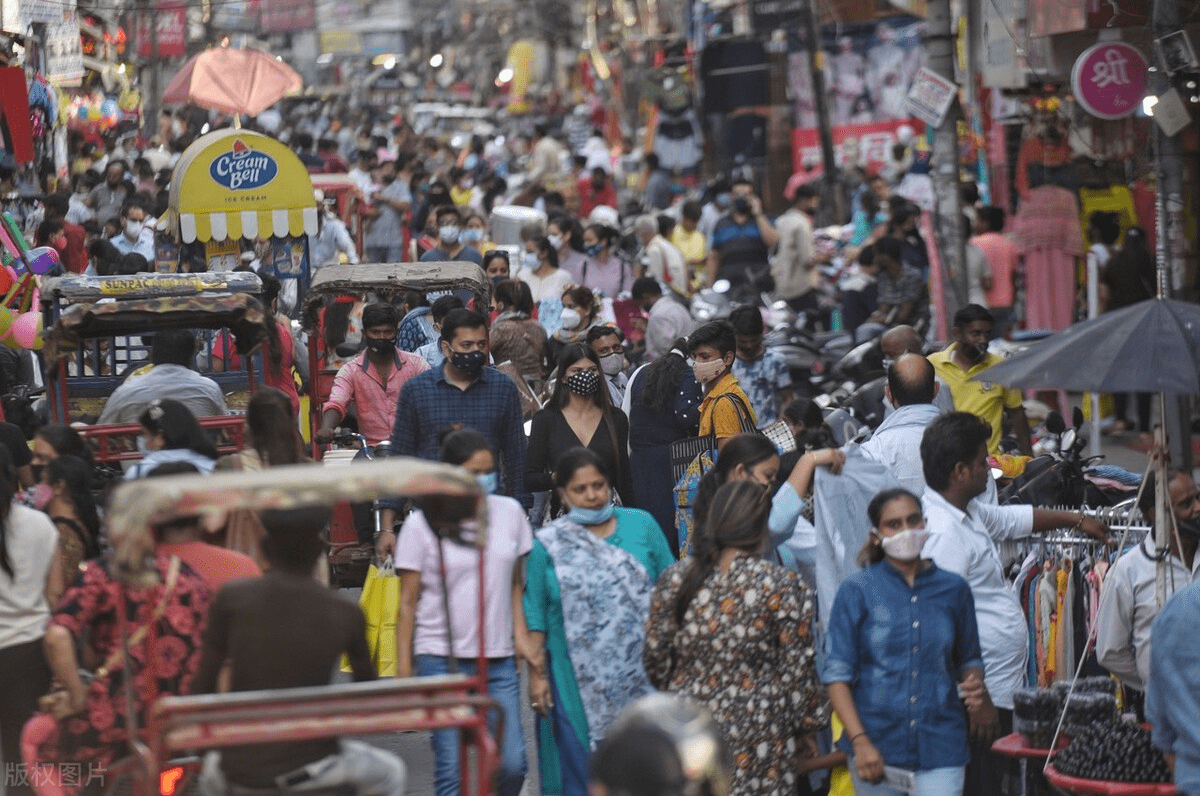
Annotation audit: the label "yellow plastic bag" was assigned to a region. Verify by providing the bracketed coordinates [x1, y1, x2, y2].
[341, 562, 400, 676]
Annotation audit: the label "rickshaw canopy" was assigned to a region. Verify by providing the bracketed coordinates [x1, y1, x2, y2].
[107, 458, 485, 586]
[301, 261, 491, 330]
[165, 129, 318, 244]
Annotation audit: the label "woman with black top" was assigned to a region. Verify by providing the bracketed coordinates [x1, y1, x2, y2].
[625, 342, 701, 552]
[526, 343, 633, 519]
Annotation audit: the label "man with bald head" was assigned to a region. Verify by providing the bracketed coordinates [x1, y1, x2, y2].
[860, 353, 942, 493]
[880, 324, 954, 415]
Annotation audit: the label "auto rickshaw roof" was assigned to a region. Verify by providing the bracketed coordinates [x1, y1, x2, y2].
[43, 293, 270, 368]
[42, 272, 264, 302]
[107, 458, 485, 585]
[302, 261, 490, 326]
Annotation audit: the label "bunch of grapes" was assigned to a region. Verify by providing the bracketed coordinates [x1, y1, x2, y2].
[1054, 722, 1172, 783]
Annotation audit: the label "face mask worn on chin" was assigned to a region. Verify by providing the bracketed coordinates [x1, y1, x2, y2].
[30, 482, 53, 511]
[476, 472, 499, 495]
[1177, 516, 1200, 540]
[449, 349, 487, 376]
[440, 226, 461, 244]
[366, 337, 395, 356]
[566, 500, 615, 526]
[692, 357, 726, 385]
[559, 308, 582, 330]
[599, 353, 624, 376]
[878, 528, 930, 561]
[565, 369, 600, 396]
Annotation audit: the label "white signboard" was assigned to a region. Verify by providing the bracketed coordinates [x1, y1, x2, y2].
[905, 67, 957, 127]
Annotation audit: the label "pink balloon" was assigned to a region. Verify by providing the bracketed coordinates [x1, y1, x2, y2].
[9, 310, 41, 349]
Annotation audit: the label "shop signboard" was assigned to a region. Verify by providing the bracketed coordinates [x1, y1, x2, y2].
[320, 29, 361, 54]
[791, 118, 924, 179]
[749, 0, 809, 33]
[1071, 41, 1148, 120]
[259, 0, 315, 34]
[45, 10, 83, 85]
[905, 66, 957, 127]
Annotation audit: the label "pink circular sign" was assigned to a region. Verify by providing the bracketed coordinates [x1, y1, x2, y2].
[1071, 42, 1149, 120]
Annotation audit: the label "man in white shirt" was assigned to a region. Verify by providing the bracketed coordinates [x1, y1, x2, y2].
[1096, 468, 1200, 702]
[860, 354, 941, 494]
[632, 277, 694, 362]
[634, 215, 688, 294]
[109, 199, 155, 262]
[919, 411, 1107, 796]
[97, 328, 227, 425]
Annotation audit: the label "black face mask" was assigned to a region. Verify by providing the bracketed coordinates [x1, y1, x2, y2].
[732, 197, 752, 215]
[449, 349, 487, 377]
[366, 337, 395, 356]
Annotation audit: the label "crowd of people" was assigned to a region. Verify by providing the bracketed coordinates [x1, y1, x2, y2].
[0, 98, 1195, 796]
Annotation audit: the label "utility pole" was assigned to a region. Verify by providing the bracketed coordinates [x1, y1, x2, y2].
[925, 0, 967, 324]
[802, 0, 842, 225]
[1151, 0, 1192, 470]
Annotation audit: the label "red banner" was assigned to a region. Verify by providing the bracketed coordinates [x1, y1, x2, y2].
[790, 119, 924, 180]
[137, 1, 185, 58]
[258, 0, 314, 33]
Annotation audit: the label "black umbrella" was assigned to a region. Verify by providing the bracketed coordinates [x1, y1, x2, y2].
[973, 297, 1200, 394]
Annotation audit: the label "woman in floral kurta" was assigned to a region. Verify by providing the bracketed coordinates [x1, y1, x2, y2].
[644, 480, 828, 796]
[36, 553, 210, 781]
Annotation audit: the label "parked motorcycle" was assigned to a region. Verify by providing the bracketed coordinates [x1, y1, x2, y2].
[999, 409, 1140, 508]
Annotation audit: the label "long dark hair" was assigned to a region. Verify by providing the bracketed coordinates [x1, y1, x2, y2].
[693, 434, 778, 532]
[35, 424, 92, 465]
[675, 480, 771, 624]
[0, 446, 14, 578]
[439, 428, 493, 465]
[246, 387, 304, 466]
[258, 272, 286, 380]
[46, 454, 102, 557]
[139, 399, 219, 460]
[640, 339, 691, 413]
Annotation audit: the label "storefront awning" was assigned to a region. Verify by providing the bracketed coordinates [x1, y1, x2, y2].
[167, 128, 318, 243]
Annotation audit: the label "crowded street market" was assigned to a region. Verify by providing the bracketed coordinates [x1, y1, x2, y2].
[0, 0, 1199, 793]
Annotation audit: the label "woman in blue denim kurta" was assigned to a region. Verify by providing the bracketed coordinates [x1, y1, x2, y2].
[823, 488, 987, 796]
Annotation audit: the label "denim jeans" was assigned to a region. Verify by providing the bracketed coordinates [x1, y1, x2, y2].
[414, 655, 527, 796]
[850, 764, 965, 796]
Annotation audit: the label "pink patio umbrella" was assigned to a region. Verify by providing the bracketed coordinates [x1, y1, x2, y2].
[162, 46, 302, 118]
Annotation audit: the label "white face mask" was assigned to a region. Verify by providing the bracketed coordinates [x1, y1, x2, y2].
[125, 219, 144, 239]
[878, 528, 930, 562]
[559, 307, 582, 330]
[547, 233, 563, 250]
[599, 352, 624, 376]
[523, 251, 540, 270]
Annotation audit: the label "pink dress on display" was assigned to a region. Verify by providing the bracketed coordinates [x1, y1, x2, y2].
[1013, 185, 1086, 332]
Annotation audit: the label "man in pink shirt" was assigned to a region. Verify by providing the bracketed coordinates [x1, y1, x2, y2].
[971, 206, 1021, 338]
[316, 302, 430, 446]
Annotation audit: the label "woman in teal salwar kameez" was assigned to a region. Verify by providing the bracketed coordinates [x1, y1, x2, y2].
[524, 447, 674, 796]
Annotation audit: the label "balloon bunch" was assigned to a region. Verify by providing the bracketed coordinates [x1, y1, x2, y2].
[0, 212, 59, 350]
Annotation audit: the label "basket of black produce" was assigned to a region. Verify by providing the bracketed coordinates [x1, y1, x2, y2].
[1048, 722, 1174, 793]
[1062, 692, 1117, 738]
[1013, 688, 1062, 749]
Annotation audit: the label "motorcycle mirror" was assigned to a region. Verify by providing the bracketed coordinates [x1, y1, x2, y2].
[712, 279, 731, 294]
[1072, 406, 1085, 430]
[1060, 428, 1077, 452]
[1045, 411, 1066, 435]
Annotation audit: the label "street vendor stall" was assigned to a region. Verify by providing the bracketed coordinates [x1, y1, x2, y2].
[161, 129, 318, 312]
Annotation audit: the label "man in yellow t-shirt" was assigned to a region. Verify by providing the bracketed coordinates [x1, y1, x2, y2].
[689, 320, 755, 450]
[671, 200, 708, 293]
[929, 304, 1032, 456]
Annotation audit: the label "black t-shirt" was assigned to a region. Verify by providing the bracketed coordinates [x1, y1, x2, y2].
[1101, 253, 1155, 310]
[191, 571, 374, 786]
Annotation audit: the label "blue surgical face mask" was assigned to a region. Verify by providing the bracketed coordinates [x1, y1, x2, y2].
[565, 500, 615, 525]
[460, 228, 484, 244]
[476, 472, 498, 494]
[584, 243, 603, 258]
